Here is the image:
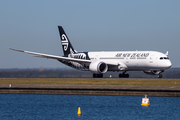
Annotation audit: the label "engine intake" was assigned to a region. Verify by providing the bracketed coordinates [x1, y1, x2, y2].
[89, 61, 108, 74]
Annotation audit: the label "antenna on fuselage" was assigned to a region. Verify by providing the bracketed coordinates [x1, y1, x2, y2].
[165, 51, 169, 56]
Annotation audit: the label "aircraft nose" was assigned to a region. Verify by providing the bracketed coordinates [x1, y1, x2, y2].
[166, 60, 172, 68]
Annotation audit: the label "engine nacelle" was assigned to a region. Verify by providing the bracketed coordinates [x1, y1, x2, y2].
[89, 61, 108, 74]
[143, 70, 161, 75]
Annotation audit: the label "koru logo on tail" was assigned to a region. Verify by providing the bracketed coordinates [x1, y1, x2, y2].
[61, 34, 69, 51]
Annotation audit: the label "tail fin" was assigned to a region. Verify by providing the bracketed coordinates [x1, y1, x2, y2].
[58, 26, 77, 55]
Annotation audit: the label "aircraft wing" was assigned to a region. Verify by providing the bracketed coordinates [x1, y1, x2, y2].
[9, 48, 122, 67]
[9, 48, 91, 64]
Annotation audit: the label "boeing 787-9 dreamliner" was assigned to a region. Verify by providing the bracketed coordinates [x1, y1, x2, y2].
[9, 26, 172, 78]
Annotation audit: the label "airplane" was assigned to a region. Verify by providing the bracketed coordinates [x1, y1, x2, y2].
[9, 26, 172, 78]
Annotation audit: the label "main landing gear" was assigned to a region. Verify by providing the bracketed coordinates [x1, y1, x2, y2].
[119, 71, 129, 78]
[93, 74, 103, 78]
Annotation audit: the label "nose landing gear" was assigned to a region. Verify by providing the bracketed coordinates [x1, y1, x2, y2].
[158, 70, 164, 78]
[158, 74, 162, 78]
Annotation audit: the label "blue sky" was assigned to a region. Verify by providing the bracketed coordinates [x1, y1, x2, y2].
[1, 0, 180, 68]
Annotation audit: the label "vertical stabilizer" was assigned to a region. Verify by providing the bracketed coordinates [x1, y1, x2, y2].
[58, 26, 77, 55]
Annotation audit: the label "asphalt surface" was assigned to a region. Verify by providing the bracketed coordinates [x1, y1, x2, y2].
[0, 84, 180, 91]
[1, 84, 180, 96]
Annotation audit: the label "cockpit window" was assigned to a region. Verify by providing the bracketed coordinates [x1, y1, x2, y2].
[160, 57, 169, 60]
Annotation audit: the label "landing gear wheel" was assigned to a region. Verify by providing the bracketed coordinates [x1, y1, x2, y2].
[119, 73, 129, 78]
[93, 74, 103, 78]
[158, 74, 162, 78]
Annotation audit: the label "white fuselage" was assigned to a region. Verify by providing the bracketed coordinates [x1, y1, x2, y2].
[67, 51, 172, 72]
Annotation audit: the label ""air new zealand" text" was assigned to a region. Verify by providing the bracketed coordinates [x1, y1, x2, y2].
[115, 53, 149, 58]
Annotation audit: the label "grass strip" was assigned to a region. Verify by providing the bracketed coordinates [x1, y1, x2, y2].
[0, 78, 180, 86]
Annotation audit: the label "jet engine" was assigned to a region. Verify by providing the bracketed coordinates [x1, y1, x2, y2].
[89, 61, 108, 74]
[143, 70, 161, 75]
